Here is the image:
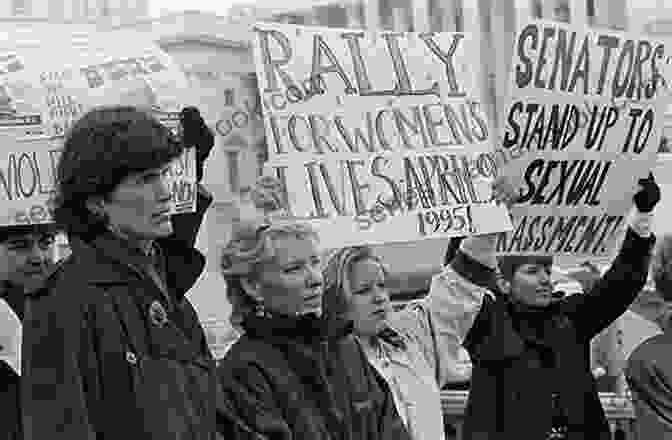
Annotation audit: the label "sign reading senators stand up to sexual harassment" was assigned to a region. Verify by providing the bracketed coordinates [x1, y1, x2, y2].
[497, 19, 669, 258]
[252, 23, 512, 248]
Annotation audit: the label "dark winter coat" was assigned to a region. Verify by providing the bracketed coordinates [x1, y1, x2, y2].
[0, 359, 21, 440]
[21, 188, 253, 440]
[217, 312, 412, 440]
[454, 228, 654, 440]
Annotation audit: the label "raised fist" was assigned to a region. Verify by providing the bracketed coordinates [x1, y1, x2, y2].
[180, 106, 214, 182]
[633, 172, 661, 213]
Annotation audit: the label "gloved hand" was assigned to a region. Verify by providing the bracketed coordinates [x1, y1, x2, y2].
[180, 107, 214, 183]
[633, 172, 660, 213]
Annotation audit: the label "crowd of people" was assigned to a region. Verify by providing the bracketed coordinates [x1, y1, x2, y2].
[0, 103, 671, 440]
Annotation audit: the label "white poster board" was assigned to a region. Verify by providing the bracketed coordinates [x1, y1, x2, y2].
[252, 23, 511, 248]
[0, 27, 196, 220]
[497, 20, 669, 258]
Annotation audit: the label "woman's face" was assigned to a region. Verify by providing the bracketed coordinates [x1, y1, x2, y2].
[256, 235, 324, 317]
[95, 164, 174, 241]
[509, 263, 554, 307]
[346, 258, 393, 337]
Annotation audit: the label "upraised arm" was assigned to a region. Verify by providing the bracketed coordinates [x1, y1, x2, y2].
[561, 173, 660, 340]
[166, 107, 215, 248]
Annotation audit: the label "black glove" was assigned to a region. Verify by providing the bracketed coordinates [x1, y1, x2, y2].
[633, 172, 660, 213]
[180, 107, 214, 183]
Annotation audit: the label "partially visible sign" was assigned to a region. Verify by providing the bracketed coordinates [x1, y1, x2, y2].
[0, 27, 196, 221]
[0, 298, 21, 374]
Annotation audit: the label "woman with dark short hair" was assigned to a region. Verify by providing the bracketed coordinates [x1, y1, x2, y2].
[21, 106, 252, 440]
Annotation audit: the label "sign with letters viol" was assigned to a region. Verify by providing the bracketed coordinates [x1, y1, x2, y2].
[252, 23, 512, 248]
[497, 20, 668, 258]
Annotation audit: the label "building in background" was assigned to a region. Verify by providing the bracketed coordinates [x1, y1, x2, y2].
[0, 0, 149, 23]
[229, 0, 666, 132]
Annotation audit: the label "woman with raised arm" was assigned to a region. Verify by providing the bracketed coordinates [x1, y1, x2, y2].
[449, 175, 658, 439]
[324, 174, 659, 440]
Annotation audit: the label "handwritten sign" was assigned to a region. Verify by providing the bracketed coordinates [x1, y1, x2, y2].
[0, 135, 60, 226]
[0, 298, 21, 374]
[252, 23, 511, 248]
[0, 27, 187, 134]
[0, 52, 45, 138]
[157, 112, 198, 215]
[497, 20, 668, 258]
[0, 28, 197, 219]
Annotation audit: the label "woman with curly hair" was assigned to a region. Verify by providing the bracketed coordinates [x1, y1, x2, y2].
[216, 185, 411, 440]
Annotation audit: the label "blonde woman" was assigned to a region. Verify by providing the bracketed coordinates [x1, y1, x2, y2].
[216, 206, 411, 440]
[322, 245, 470, 440]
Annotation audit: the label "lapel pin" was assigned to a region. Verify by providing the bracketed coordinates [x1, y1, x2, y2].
[149, 300, 168, 327]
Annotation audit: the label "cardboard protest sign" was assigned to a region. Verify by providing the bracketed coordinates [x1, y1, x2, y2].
[0, 27, 197, 217]
[156, 112, 198, 215]
[252, 23, 511, 248]
[0, 135, 60, 226]
[0, 297, 21, 374]
[496, 20, 668, 258]
[0, 52, 46, 139]
[0, 28, 187, 136]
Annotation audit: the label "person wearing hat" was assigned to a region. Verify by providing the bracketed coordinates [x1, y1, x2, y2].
[436, 174, 659, 439]
[0, 224, 61, 321]
[0, 222, 61, 440]
[20, 106, 255, 440]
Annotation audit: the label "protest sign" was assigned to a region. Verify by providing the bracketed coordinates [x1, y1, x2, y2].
[251, 23, 511, 248]
[156, 111, 198, 215]
[496, 20, 669, 258]
[0, 28, 187, 137]
[0, 52, 46, 138]
[0, 134, 60, 226]
[0, 27, 197, 218]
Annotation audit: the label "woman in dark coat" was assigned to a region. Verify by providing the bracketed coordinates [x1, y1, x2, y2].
[436, 175, 659, 440]
[21, 106, 252, 440]
[1, 358, 21, 440]
[216, 190, 411, 440]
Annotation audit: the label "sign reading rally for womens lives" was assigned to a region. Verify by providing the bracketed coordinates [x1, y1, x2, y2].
[496, 20, 669, 258]
[251, 23, 512, 248]
[0, 27, 197, 225]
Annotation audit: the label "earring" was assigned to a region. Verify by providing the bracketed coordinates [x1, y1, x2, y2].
[253, 301, 266, 317]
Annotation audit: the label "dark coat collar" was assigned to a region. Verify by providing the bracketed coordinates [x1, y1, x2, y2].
[452, 249, 574, 361]
[243, 312, 354, 345]
[64, 232, 205, 301]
